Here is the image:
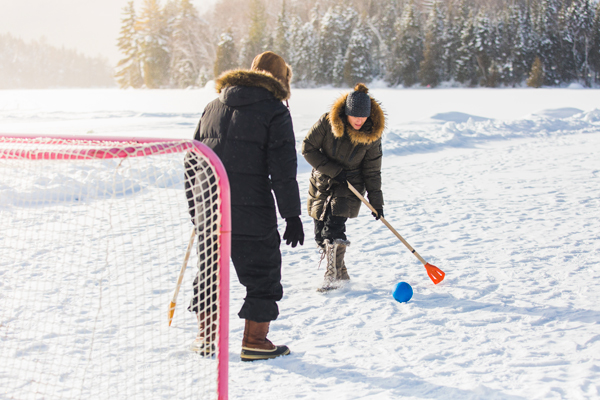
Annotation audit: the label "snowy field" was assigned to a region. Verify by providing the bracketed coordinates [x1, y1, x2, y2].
[1, 86, 600, 399]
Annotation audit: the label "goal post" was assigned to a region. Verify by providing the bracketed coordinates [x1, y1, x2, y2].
[0, 134, 230, 400]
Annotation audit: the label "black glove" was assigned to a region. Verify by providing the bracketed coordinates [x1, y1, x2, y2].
[333, 170, 347, 185]
[283, 216, 304, 248]
[372, 208, 384, 220]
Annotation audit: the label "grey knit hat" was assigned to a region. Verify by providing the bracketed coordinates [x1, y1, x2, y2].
[345, 83, 371, 117]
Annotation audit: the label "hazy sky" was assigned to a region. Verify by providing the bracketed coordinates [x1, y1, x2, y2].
[0, 0, 216, 66]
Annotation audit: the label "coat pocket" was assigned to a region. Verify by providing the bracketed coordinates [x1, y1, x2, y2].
[312, 170, 334, 192]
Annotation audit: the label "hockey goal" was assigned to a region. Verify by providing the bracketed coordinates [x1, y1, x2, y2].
[0, 135, 230, 400]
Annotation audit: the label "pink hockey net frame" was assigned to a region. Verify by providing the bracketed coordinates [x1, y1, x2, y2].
[0, 134, 230, 400]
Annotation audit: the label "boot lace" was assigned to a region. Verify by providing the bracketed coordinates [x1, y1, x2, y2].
[317, 246, 326, 270]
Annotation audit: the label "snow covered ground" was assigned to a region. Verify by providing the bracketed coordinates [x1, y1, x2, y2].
[1, 86, 600, 399]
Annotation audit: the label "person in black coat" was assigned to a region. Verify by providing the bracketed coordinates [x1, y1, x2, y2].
[185, 51, 303, 361]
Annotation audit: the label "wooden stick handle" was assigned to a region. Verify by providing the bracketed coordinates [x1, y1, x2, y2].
[346, 182, 427, 265]
[168, 228, 196, 326]
[172, 228, 196, 301]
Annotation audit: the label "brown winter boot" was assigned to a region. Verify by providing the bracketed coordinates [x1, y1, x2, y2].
[190, 311, 217, 357]
[240, 320, 290, 362]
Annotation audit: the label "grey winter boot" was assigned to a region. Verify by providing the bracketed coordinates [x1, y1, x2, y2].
[190, 311, 217, 357]
[318, 239, 350, 292]
[324, 239, 338, 280]
[335, 239, 351, 280]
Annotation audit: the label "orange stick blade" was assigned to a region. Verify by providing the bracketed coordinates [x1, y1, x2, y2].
[424, 263, 445, 285]
[168, 301, 176, 326]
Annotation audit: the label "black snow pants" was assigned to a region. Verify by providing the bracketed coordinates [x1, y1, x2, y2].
[189, 228, 283, 323]
[314, 205, 348, 248]
[231, 229, 283, 322]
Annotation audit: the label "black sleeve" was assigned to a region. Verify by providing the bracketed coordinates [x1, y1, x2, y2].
[267, 105, 301, 219]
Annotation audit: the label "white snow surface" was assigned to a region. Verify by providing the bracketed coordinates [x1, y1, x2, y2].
[1, 87, 600, 399]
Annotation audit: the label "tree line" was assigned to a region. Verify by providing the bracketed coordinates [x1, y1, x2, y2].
[0, 33, 114, 89]
[115, 0, 214, 89]
[116, 0, 600, 89]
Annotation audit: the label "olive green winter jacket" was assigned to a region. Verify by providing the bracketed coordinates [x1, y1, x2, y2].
[302, 90, 385, 220]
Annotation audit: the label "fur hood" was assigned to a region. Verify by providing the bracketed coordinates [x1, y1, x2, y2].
[215, 68, 292, 101]
[328, 83, 385, 145]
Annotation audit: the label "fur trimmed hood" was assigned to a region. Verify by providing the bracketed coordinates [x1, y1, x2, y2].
[328, 83, 385, 145]
[215, 68, 292, 101]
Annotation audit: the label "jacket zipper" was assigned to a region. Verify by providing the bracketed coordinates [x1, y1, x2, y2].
[347, 146, 359, 163]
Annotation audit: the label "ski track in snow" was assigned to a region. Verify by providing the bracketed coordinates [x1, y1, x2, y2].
[1, 88, 600, 399]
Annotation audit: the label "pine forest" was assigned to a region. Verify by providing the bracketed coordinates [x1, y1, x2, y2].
[115, 0, 600, 89]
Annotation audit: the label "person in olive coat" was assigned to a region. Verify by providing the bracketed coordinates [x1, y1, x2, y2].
[302, 83, 385, 291]
[186, 51, 304, 361]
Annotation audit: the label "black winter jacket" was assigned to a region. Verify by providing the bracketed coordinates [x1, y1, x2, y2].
[188, 69, 301, 237]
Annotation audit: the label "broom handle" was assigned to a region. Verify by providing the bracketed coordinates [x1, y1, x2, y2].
[347, 182, 427, 266]
[173, 228, 196, 301]
[168, 228, 196, 326]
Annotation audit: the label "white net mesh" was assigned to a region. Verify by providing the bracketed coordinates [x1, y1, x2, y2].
[0, 137, 228, 400]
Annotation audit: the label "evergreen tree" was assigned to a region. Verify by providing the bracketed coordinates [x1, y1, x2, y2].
[137, 0, 170, 88]
[536, 0, 562, 85]
[316, 7, 346, 86]
[214, 30, 237, 78]
[514, 4, 536, 85]
[442, 0, 469, 83]
[343, 21, 374, 87]
[273, 0, 291, 63]
[473, 11, 494, 86]
[366, 15, 384, 82]
[162, 0, 179, 39]
[455, 11, 478, 86]
[377, 0, 399, 51]
[169, 0, 213, 88]
[563, 0, 595, 85]
[338, 7, 358, 58]
[495, 4, 530, 86]
[389, 0, 423, 87]
[492, 7, 510, 85]
[590, 1, 600, 83]
[377, 0, 400, 83]
[289, 14, 318, 86]
[336, 7, 358, 85]
[115, 1, 143, 88]
[239, 0, 267, 68]
[419, 1, 444, 87]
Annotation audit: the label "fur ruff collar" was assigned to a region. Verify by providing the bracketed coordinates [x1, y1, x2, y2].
[328, 89, 385, 145]
[215, 69, 291, 101]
